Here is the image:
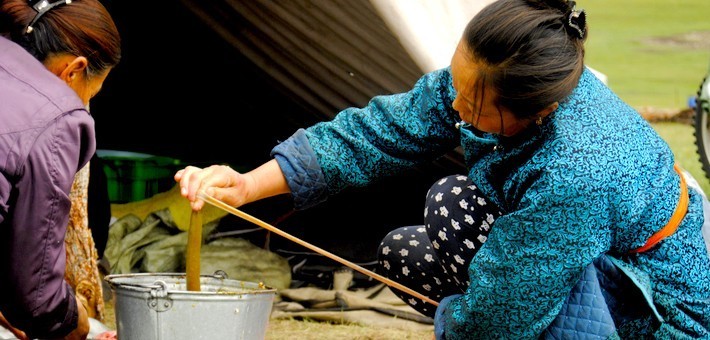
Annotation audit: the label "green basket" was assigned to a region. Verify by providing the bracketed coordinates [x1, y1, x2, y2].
[97, 149, 183, 203]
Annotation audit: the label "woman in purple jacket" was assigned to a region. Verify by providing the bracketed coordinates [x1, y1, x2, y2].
[0, 0, 120, 339]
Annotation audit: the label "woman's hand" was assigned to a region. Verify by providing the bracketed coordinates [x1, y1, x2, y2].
[63, 295, 90, 340]
[1, 295, 89, 340]
[175, 160, 290, 211]
[0, 294, 89, 340]
[94, 330, 118, 340]
[175, 164, 248, 211]
[0, 311, 28, 340]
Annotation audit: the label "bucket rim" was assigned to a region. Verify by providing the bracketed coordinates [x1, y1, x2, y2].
[104, 272, 277, 295]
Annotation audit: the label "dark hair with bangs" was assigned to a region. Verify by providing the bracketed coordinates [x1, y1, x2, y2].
[462, 0, 586, 119]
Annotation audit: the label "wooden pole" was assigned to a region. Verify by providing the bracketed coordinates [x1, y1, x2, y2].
[198, 192, 438, 307]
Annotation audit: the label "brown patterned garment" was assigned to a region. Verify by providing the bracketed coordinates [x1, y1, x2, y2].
[64, 162, 104, 321]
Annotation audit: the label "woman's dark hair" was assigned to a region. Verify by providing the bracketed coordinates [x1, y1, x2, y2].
[0, 0, 121, 76]
[463, 0, 587, 119]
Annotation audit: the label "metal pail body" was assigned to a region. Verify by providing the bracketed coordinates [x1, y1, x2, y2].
[105, 272, 276, 340]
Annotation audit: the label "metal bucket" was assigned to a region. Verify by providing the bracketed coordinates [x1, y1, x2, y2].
[105, 271, 276, 340]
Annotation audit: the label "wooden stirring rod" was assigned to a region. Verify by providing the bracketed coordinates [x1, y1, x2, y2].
[197, 192, 439, 307]
[186, 210, 203, 291]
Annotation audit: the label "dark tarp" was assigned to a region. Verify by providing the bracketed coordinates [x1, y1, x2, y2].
[92, 0, 464, 263]
[180, 0, 425, 121]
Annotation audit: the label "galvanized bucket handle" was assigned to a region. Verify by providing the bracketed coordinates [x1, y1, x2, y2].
[147, 280, 172, 312]
[211, 270, 228, 279]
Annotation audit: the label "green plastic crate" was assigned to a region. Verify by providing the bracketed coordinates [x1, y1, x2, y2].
[97, 149, 183, 203]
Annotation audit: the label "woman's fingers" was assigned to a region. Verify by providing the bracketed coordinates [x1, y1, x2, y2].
[176, 165, 242, 211]
[95, 330, 118, 340]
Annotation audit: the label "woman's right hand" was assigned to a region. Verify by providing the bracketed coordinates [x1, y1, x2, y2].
[175, 164, 249, 211]
[0, 296, 88, 340]
[0, 311, 28, 340]
[64, 295, 90, 340]
[94, 330, 117, 340]
[175, 159, 291, 211]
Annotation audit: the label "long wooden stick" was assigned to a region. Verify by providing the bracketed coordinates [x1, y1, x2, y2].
[186, 210, 203, 291]
[198, 192, 439, 307]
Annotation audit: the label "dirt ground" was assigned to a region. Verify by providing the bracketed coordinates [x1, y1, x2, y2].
[642, 31, 710, 50]
[264, 317, 433, 340]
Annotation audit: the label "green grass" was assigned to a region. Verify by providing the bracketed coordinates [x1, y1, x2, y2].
[652, 121, 710, 196]
[583, 0, 710, 109]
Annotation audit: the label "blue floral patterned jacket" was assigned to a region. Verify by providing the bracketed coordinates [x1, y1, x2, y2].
[271, 67, 710, 338]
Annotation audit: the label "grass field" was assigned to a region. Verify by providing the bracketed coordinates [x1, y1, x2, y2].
[583, 0, 710, 109]
[580, 0, 710, 194]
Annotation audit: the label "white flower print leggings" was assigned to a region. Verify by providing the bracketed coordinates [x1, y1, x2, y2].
[377, 174, 501, 317]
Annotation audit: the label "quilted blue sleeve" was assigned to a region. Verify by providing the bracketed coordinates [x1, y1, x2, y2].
[435, 294, 461, 340]
[542, 256, 619, 339]
[271, 129, 328, 210]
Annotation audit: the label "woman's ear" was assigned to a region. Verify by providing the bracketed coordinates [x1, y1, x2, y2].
[44, 54, 88, 85]
[59, 56, 89, 85]
[538, 101, 559, 119]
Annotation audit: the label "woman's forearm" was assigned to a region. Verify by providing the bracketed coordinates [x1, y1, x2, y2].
[244, 159, 290, 203]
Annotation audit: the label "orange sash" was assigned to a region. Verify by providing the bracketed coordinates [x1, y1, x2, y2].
[629, 163, 689, 254]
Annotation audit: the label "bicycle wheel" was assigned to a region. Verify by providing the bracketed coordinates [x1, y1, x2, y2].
[693, 72, 710, 180]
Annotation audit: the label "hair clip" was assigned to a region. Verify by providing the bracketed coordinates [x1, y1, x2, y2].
[567, 8, 587, 40]
[25, 0, 71, 34]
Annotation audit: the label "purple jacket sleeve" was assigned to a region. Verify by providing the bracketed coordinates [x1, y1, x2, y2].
[0, 110, 95, 338]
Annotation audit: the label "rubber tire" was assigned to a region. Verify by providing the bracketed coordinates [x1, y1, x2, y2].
[693, 75, 710, 180]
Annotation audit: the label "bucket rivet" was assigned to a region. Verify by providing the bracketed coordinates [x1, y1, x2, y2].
[150, 301, 157, 307]
[164, 302, 170, 308]
[235, 308, 240, 314]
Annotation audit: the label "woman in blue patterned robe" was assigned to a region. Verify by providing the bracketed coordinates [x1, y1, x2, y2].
[176, 0, 710, 338]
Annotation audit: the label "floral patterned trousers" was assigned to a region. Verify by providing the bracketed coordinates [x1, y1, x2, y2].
[377, 175, 501, 317]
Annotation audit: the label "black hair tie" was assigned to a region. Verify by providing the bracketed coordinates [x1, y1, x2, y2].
[565, 4, 587, 40]
[25, 0, 71, 34]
